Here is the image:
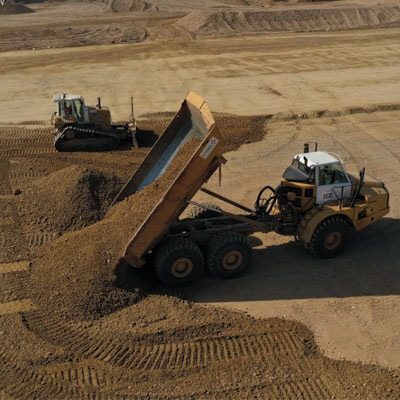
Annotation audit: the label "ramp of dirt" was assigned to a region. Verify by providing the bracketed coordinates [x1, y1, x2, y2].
[176, 6, 400, 36]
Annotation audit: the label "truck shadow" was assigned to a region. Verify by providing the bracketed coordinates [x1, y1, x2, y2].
[114, 217, 400, 302]
[195, 217, 400, 302]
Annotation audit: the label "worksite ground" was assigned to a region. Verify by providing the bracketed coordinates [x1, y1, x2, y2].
[0, 0, 400, 398]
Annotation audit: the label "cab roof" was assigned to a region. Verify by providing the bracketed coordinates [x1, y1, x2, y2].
[53, 93, 84, 102]
[295, 151, 341, 167]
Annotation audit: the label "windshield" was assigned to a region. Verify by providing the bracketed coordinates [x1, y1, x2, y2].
[318, 162, 349, 185]
[292, 158, 311, 175]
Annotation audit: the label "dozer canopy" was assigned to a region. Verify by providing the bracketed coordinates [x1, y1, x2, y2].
[53, 93, 85, 103]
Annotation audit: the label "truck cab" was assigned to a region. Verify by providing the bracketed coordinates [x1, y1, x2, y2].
[280, 150, 354, 210]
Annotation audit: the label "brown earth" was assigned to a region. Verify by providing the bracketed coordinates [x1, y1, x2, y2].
[1, 0, 400, 399]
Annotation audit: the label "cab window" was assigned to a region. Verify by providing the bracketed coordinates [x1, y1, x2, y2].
[64, 100, 72, 115]
[318, 162, 349, 185]
[73, 99, 84, 122]
[292, 158, 310, 175]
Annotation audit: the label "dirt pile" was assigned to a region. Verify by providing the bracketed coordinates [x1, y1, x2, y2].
[216, 114, 266, 152]
[28, 140, 201, 321]
[17, 165, 123, 234]
[176, 6, 400, 36]
[106, 0, 158, 12]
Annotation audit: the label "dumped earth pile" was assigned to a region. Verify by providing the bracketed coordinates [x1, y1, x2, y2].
[28, 139, 201, 321]
[106, 0, 158, 12]
[18, 165, 123, 234]
[176, 6, 400, 36]
[216, 114, 266, 152]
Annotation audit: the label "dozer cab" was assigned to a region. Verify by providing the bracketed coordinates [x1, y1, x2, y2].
[51, 93, 137, 151]
[115, 92, 390, 286]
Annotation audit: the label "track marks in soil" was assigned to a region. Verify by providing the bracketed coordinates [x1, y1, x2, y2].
[20, 309, 338, 399]
[0, 200, 29, 262]
[0, 126, 54, 158]
[0, 162, 36, 315]
[22, 311, 307, 370]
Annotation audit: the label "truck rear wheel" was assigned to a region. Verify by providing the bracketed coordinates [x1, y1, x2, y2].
[309, 216, 353, 258]
[154, 238, 205, 286]
[206, 232, 252, 279]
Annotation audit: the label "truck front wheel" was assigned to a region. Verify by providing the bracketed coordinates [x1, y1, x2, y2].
[207, 232, 252, 279]
[309, 216, 353, 258]
[154, 238, 205, 286]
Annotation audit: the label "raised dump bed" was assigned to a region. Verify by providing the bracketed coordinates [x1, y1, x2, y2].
[116, 91, 226, 271]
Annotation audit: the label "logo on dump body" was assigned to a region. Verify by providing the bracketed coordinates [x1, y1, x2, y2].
[200, 137, 219, 159]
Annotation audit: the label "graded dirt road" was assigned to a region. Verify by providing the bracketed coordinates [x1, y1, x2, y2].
[1, 1, 400, 399]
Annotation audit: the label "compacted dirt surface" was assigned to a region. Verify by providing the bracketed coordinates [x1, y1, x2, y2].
[1, 0, 400, 399]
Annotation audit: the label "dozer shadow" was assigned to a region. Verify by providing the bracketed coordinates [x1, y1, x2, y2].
[114, 128, 159, 151]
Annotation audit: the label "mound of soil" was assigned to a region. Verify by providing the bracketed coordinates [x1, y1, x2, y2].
[28, 139, 201, 321]
[107, 0, 158, 12]
[17, 165, 123, 234]
[216, 114, 266, 152]
[176, 6, 400, 36]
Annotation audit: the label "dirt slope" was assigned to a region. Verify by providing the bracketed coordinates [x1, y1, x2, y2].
[177, 6, 400, 37]
[2, 1, 400, 51]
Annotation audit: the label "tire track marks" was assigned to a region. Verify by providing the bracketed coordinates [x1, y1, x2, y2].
[22, 310, 308, 371]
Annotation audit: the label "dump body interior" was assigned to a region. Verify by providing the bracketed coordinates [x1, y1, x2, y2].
[114, 91, 220, 203]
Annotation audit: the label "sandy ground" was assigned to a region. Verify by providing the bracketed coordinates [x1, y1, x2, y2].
[1, 0, 400, 398]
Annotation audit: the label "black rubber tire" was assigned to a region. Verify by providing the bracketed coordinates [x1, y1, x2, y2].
[309, 216, 353, 258]
[206, 232, 252, 279]
[187, 203, 221, 219]
[153, 238, 205, 286]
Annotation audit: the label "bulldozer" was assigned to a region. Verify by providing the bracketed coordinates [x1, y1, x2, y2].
[114, 91, 390, 286]
[51, 93, 137, 151]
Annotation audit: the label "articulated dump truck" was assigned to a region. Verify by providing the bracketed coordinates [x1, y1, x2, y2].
[114, 91, 390, 286]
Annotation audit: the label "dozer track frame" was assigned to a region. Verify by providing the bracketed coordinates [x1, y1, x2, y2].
[54, 125, 120, 151]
